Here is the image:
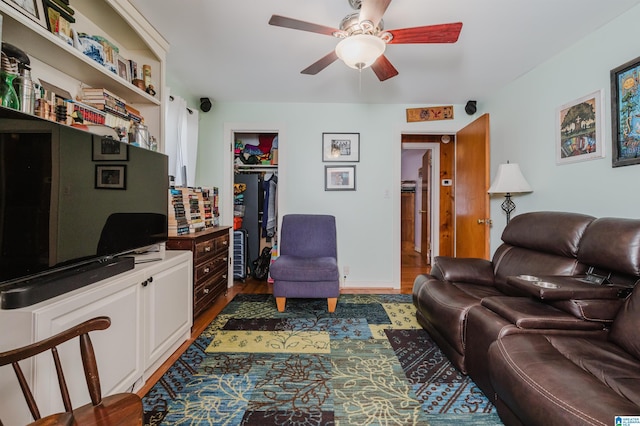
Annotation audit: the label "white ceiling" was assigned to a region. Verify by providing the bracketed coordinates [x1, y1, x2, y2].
[129, 0, 640, 105]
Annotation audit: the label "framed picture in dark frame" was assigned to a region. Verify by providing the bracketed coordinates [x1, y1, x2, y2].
[92, 136, 128, 161]
[95, 165, 126, 190]
[611, 55, 640, 167]
[322, 132, 360, 162]
[325, 165, 356, 191]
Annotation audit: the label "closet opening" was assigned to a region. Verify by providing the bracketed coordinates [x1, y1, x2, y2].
[232, 132, 278, 282]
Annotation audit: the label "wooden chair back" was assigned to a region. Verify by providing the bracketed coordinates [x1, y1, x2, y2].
[0, 316, 143, 425]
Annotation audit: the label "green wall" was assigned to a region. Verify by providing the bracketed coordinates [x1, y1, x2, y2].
[166, 4, 640, 283]
[483, 3, 640, 253]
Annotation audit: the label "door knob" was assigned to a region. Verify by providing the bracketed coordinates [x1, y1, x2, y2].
[477, 219, 493, 225]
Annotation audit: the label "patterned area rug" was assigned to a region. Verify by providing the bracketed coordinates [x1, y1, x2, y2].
[143, 294, 503, 425]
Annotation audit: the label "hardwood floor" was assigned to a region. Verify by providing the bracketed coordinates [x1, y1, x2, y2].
[137, 247, 430, 397]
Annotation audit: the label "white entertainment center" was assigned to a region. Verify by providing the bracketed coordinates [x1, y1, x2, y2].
[0, 2, 194, 425]
[0, 250, 193, 425]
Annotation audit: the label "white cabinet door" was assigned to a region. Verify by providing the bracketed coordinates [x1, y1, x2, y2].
[32, 270, 145, 418]
[143, 251, 192, 376]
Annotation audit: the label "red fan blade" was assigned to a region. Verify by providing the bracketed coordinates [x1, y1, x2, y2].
[371, 55, 399, 81]
[359, 0, 392, 27]
[301, 51, 339, 75]
[387, 22, 463, 44]
[269, 15, 340, 37]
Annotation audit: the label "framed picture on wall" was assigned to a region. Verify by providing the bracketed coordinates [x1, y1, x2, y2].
[325, 165, 356, 191]
[556, 90, 604, 165]
[611, 56, 640, 167]
[95, 165, 126, 189]
[92, 136, 128, 161]
[322, 132, 360, 162]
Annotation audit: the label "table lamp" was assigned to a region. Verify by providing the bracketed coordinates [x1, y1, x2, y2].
[488, 162, 532, 224]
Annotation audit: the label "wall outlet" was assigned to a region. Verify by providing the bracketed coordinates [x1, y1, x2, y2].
[343, 265, 350, 275]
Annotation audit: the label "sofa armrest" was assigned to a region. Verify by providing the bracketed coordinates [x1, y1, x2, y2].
[431, 256, 495, 286]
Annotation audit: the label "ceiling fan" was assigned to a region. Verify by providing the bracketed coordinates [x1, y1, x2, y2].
[268, 0, 462, 81]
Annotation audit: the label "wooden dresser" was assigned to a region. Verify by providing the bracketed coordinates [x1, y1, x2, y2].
[166, 226, 231, 319]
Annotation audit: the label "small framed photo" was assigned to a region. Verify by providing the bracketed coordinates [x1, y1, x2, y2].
[556, 90, 604, 165]
[117, 55, 131, 82]
[611, 56, 640, 167]
[92, 136, 128, 161]
[322, 132, 360, 162]
[325, 165, 356, 191]
[2, 0, 46, 28]
[95, 165, 126, 190]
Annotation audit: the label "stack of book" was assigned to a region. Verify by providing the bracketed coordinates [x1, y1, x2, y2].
[185, 188, 206, 232]
[62, 100, 106, 125]
[169, 187, 221, 235]
[197, 187, 220, 228]
[168, 188, 189, 236]
[80, 87, 143, 129]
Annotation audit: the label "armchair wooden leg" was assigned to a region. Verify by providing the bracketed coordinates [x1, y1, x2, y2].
[276, 297, 286, 312]
[327, 298, 337, 313]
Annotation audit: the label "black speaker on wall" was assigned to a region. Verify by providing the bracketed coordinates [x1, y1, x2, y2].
[465, 100, 477, 115]
[200, 97, 212, 112]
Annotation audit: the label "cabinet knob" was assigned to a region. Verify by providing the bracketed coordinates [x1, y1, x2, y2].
[222, 257, 228, 262]
[148, 276, 153, 283]
[222, 274, 227, 279]
[203, 267, 210, 273]
[205, 246, 211, 252]
[141, 279, 149, 287]
[203, 288, 210, 294]
[222, 240, 228, 246]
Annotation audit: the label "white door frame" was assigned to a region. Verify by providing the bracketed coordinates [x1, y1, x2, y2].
[401, 142, 441, 263]
[222, 122, 286, 286]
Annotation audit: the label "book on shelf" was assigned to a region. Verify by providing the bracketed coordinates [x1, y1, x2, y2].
[63, 100, 106, 125]
[82, 87, 127, 104]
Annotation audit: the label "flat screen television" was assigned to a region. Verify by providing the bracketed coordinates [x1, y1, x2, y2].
[0, 107, 168, 308]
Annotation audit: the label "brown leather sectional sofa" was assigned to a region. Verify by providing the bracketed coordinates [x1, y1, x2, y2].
[412, 211, 640, 425]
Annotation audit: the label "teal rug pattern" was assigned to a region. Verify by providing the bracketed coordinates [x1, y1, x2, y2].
[143, 294, 503, 425]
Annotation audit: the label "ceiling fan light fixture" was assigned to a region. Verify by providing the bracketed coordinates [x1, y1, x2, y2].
[335, 34, 386, 70]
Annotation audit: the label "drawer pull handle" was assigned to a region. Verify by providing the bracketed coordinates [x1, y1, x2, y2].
[203, 288, 210, 294]
[222, 274, 227, 279]
[222, 240, 228, 245]
[222, 257, 228, 262]
[204, 246, 211, 252]
[203, 267, 210, 273]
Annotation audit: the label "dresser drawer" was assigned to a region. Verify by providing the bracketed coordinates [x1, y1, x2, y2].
[195, 256, 228, 283]
[194, 273, 227, 317]
[194, 232, 229, 263]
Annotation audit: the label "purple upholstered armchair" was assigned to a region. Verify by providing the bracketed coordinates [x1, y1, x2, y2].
[269, 214, 340, 312]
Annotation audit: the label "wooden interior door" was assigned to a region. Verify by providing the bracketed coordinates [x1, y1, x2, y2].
[400, 192, 415, 250]
[455, 114, 491, 259]
[420, 150, 432, 264]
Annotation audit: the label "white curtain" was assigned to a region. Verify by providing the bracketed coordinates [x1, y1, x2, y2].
[165, 89, 199, 187]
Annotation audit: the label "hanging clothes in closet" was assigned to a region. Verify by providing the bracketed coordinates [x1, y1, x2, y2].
[262, 173, 277, 239]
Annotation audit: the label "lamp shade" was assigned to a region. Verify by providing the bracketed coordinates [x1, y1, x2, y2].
[335, 34, 386, 70]
[487, 163, 532, 194]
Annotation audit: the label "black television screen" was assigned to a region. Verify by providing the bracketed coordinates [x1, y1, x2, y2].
[0, 107, 168, 287]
